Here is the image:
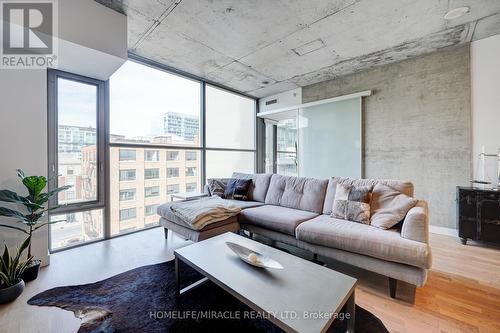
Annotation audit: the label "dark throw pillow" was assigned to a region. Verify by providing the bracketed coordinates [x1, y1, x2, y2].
[207, 179, 227, 197]
[331, 184, 373, 224]
[223, 178, 252, 201]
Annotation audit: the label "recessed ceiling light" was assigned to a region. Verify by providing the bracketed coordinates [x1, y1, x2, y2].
[444, 6, 469, 20]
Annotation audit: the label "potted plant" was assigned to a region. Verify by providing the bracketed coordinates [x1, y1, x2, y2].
[0, 169, 70, 282]
[0, 236, 31, 304]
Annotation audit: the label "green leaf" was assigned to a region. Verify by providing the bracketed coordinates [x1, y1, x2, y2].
[0, 271, 9, 285]
[0, 190, 24, 203]
[22, 199, 45, 212]
[0, 224, 29, 234]
[0, 207, 28, 221]
[37, 185, 72, 205]
[26, 211, 45, 223]
[1, 245, 10, 270]
[22, 175, 47, 199]
[18, 236, 31, 257]
[16, 169, 25, 180]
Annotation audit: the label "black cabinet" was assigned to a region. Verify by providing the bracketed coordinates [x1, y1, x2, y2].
[457, 187, 500, 245]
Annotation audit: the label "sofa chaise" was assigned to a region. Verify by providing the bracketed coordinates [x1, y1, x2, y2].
[158, 172, 432, 299]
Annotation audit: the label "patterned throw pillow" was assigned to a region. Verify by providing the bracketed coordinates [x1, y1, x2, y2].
[207, 179, 227, 197]
[223, 179, 252, 201]
[331, 184, 373, 224]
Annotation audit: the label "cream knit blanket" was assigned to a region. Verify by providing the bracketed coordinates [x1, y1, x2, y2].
[170, 196, 241, 230]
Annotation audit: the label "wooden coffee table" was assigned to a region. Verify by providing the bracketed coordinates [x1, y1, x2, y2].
[174, 232, 357, 333]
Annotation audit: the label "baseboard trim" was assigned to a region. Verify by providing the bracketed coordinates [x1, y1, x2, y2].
[429, 226, 458, 237]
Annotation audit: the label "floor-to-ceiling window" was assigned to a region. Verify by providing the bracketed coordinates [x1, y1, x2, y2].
[108, 61, 203, 236]
[48, 72, 106, 250]
[205, 85, 257, 178]
[48, 59, 256, 250]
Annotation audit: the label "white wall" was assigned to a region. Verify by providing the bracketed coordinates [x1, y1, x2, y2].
[0, 0, 127, 265]
[0, 70, 49, 264]
[471, 34, 500, 185]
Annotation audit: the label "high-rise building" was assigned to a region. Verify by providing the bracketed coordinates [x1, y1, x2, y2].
[58, 125, 96, 154]
[163, 112, 199, 142]
[57, 125, 97, 204]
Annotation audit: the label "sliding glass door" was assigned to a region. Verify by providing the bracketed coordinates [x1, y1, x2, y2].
[263, 97, 362, 179]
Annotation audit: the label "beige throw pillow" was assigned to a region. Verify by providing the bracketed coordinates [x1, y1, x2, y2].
[331, 184, 373, 224]
[370, 183, 418, 229]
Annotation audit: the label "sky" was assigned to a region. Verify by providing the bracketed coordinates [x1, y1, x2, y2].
[58, 60, 255, 147]
[58, 79, 97, 128]
[109, 61, 200, 137]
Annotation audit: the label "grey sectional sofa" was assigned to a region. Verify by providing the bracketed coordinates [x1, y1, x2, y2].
[158, 172, 432, 298]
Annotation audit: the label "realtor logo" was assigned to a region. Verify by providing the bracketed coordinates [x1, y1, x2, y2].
[1, 0, 57, 68]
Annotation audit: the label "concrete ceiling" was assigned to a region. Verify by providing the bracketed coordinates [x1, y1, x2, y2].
[94, 0, 500, 98]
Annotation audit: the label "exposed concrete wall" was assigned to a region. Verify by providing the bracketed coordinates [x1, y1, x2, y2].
[302, 45, 471, 229]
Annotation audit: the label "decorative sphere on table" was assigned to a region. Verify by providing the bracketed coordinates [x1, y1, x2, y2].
[247, 252, 258, 264]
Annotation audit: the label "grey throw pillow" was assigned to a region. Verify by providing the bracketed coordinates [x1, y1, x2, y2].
[207, 179, 227, 197]
[331, 184, 373, 224]
[370, 183, 418, 229]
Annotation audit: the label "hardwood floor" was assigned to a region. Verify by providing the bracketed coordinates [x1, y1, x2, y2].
[0, 229, 499, 333]
[355, 234, 500, 333]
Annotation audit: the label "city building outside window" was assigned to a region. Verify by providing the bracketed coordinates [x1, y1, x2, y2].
[185, 167, 197, 177]
[186, 183, 197, 192]
[119, 149, 136, 161]
[186, 151, 197, 161]
[167, 151, 179, 161]
[167, 184, 180, 194]
[145, 150, 160, 161]
[119, 208, 136, 221]
[145, 204, 159, 216]
[145, 186, 160, 197]
[167, 167, 179, 178]
[119, 189, 136, 201]
[144, 168, 160, 180]
[119, 169, 136, 181]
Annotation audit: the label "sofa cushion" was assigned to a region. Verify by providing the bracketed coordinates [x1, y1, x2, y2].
[239, 205, 318, 236]
[224, 199, 264, 210]
[295, 215, 431, 268]
[323, 177, 414, 215]
[264, 174, 328, 214]
[370, 183, 418, 229]
[232, 173, 272, 202]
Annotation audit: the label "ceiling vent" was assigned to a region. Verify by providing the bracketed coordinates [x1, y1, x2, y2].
[292, 39, 326, 56]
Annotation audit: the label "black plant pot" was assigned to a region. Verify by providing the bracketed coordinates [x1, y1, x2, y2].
[0, 279, 25, 304]
[22, 259, 41, 282]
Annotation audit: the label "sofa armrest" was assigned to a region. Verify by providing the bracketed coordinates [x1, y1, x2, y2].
[401, 200, 429, 243]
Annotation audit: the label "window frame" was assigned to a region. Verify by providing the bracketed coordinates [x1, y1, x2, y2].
[48, 55, 258, 253]
[119, 169, 136, 181]
[47, 69, 107, 252]
[144, 168, 160, 180]
[119, 188, 136, 201]
[119, 149, 136, 161]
